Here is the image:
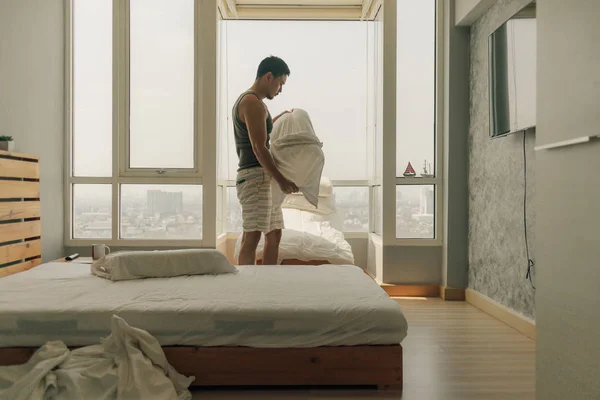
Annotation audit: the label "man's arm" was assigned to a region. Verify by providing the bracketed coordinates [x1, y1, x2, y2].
[241, 98, 298, 193]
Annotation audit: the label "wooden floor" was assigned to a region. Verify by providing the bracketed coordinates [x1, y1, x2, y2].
[191, 298, 535, 399]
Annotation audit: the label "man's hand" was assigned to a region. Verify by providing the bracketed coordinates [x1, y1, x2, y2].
[273, 109, 294, 123]
[277, 177, 299, 195]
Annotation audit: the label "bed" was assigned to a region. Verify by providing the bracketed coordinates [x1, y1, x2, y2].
[0, 150, 406, 391]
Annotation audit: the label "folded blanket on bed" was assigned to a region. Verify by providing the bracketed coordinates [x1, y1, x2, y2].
[0, 315, 194, 400]
[91, 248, 237, 281]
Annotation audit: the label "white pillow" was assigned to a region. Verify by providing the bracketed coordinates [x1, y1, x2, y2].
[91, 249, 237, 281]
[282, 192, 336, 215]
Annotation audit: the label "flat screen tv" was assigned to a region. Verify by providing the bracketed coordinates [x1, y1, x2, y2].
[488, 2, 536, 138]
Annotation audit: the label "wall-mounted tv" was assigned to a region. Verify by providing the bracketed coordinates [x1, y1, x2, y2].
[488, 2, 536, 138]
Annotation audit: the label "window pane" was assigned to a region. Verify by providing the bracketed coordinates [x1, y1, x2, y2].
[396, 185, 435, 239]
[396, 0, 436, 177]
[120, 184, 202, 239]
[222, 21, 368, 180]
[73, 0, 112, 177]
[129, 0, 194, 169]
[226, 187, 242, 232]
[216, 185, 224, 235]
[373, 186, 382, 234]
[334, 187, 369, 232]
[73, 184, 112, 239]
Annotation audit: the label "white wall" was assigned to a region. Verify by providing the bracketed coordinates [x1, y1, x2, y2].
[536, 0, 600, 398]
[0, 0, 65, 261]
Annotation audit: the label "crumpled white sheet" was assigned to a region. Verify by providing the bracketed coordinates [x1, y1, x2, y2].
[234, 226, 355, 265]
[0, 315, 194, 400]
[270, 108, 325, 211]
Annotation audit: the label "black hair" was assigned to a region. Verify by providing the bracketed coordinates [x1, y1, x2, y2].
[256, 56, 290, 80]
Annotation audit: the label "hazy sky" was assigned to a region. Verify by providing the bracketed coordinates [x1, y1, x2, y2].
[72, 0, 436, 181]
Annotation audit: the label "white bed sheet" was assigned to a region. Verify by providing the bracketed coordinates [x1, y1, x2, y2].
[0, 263, 407, 348]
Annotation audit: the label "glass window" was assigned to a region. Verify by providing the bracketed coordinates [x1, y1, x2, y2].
[396, 185, 435, 239]
[225, 186, 369, 233]
[373, 185, 382, 235]
[396, 0, 436, 177]
[226, 186, 242, 232]
[129, 0, 195, 169]
[334, 187, 369, 232]
[73, 184, 112, 239]
[120, 184, 202, 239]
[222, 20, 369, 180]
[72, 0, 112, 177]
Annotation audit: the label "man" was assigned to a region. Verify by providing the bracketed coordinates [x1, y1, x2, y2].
[233, 56, 298, 265]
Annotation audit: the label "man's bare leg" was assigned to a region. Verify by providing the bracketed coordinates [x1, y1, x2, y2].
[238, 231, 262, 265]
[263, 229, 282, 265]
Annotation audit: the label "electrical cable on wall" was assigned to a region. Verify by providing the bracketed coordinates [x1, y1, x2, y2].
[523, 131, 536, 289]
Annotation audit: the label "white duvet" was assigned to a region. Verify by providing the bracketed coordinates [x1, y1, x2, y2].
[0, 315, 193, 400]
[234, 228, 355, 265]
[0, 263, 407, 349]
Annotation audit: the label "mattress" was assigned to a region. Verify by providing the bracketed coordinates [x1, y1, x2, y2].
[0, 262, 408, 348]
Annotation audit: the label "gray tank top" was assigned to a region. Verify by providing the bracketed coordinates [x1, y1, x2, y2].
[232, 90, 273, 171]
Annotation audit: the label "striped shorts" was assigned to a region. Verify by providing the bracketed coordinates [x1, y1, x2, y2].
[236, 167, 284, 233]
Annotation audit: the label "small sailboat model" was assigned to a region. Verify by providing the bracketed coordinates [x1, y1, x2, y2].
[421, 160, 434, 178]
[403, 162, 417, 177]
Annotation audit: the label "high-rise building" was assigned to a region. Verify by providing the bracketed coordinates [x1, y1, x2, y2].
[147, 190, 184, 214]
[419, 187, 435, 215]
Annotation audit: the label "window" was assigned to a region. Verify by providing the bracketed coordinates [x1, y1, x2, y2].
[120, 185, 202, 240]
[221, 20, 369, 181]
[334, 187, 369, 232]
[128, 0, 195, 169]
[72, 0, 112, 177]
[68, 0, 204, 245]
[373, 186, 382, 235]
[396, 0, 436, 177]
[218, 20, 371, 235]
[395, 0, 440, 241]
[225, 185, 369, 234]
[226, 186, 242, 233]
[73, 184, 112, 239]
[396, 185, 435, 239]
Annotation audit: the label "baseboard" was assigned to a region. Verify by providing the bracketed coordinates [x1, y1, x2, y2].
[381, 284, 440, 297]
[466, 289, 536, 340]
[364, 270, 440, 297]
[440, 285, 466, 301]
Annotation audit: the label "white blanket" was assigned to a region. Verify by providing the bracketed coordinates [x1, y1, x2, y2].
[270, 108, 325, 211]
[0, 315, 194, 400]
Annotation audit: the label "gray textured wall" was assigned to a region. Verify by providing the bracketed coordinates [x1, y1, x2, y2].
[0, 0, 65, 262]
[468, 0, 536, 319]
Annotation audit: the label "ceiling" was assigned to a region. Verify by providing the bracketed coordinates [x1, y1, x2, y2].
[218, 0, 381, 20]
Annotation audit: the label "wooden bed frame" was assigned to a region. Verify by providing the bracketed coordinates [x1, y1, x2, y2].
[257, 258, 331, 266]
[0, 150, 403, 392]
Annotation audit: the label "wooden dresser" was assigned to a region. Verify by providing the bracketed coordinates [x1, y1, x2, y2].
[0, 149, 42, 277]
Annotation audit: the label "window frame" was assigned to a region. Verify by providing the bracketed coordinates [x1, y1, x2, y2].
[64, 0, 216, 248]
[385, 0, 444, 246]
[118, 0, 201, 178]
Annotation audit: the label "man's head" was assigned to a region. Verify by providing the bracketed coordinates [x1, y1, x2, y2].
[255, 56, 290, 100]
